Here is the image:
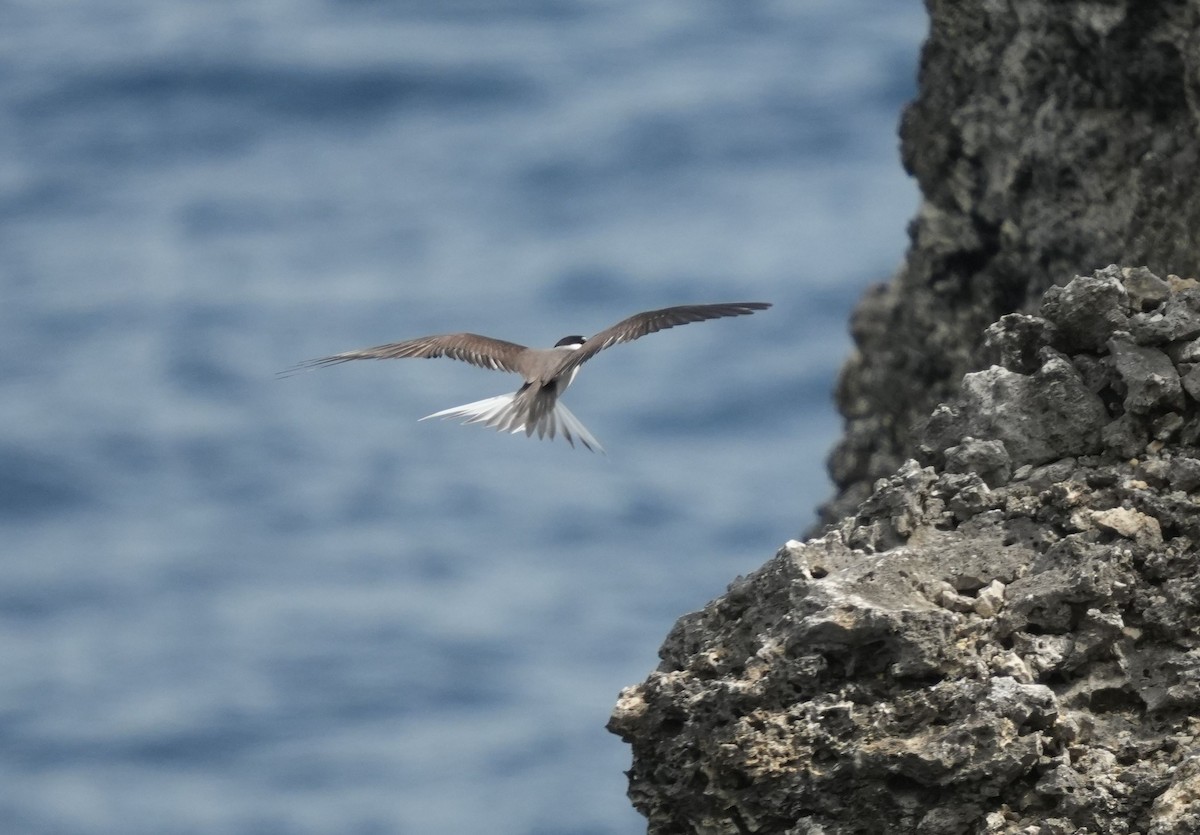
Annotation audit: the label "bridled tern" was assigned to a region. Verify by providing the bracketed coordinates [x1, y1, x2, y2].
[290, 302, 772, 453]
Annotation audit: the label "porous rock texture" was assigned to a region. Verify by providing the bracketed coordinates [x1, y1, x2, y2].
[822, 0, 1200, 526]
[609, 270, 1200, 834]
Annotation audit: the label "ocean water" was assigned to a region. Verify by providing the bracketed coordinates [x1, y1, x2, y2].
[0, 2, 925, 833]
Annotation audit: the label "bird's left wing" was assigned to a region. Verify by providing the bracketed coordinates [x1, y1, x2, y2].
[284, 333, 529, 376]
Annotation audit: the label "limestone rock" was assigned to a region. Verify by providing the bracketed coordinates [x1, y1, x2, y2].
[922, 356, 1108, 469]
[1107, 335, 1184, 414]
[822, 0, 1200, 527]
[943, 437, 1010, 487]
[615, 0, 1200, 825]
[1041, 273, 1131, 352]
[612, 271, 1200, 834]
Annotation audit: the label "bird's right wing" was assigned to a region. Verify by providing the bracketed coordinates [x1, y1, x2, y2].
[285, 333, 529, 375]
[551, 302, 772, 378]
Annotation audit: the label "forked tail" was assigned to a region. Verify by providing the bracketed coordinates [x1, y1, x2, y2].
[420, 393, 605, 453]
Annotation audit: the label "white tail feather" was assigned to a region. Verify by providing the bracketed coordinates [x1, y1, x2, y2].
[420, 394, 605, 453]
[551, 401, 605, 453]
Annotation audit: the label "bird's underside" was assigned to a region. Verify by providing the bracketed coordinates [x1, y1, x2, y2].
[289, 302, 771, 451]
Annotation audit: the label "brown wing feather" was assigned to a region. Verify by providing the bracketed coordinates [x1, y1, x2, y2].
[554, 302, 771, 374]
[287, 333, 528, 375]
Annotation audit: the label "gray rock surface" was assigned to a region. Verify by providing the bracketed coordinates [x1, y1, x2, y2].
[611, 1, 1200, 827]
[822, 0, 1200, 526]
[610, 270, 1200, 833]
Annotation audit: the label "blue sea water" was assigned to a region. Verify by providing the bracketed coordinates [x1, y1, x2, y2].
[0, 2, 926, 833]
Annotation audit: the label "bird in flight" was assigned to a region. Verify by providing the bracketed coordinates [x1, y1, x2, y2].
[289, 302, 772, 453]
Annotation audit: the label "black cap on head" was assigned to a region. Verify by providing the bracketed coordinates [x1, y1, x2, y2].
[554, 335, 586, 348]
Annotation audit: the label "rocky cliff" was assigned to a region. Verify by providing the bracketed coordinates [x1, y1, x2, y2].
[610, 268, 1200, 834]
[610, 0, 1200, 830]
[823, 0, 1200, 525]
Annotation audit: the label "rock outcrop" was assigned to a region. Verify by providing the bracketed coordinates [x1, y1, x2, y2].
[822, 0, 1200, 525]
[610, 269, 1200, 834]
[610, 0, 1200, 828]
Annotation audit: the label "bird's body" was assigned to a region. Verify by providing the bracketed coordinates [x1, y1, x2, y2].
[291, 302, 771, 452]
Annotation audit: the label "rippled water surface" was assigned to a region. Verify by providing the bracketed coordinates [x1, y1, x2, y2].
[1, 2, 925, 833]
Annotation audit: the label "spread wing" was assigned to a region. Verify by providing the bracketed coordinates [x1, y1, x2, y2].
[553, 302, 772, 375]
[285, 333, 528, 375]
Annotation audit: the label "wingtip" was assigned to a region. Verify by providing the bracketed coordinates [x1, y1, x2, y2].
[276, 356, 344, 378]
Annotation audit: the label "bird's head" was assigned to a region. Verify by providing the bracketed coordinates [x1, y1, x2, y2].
[554, 335, 586, 350]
